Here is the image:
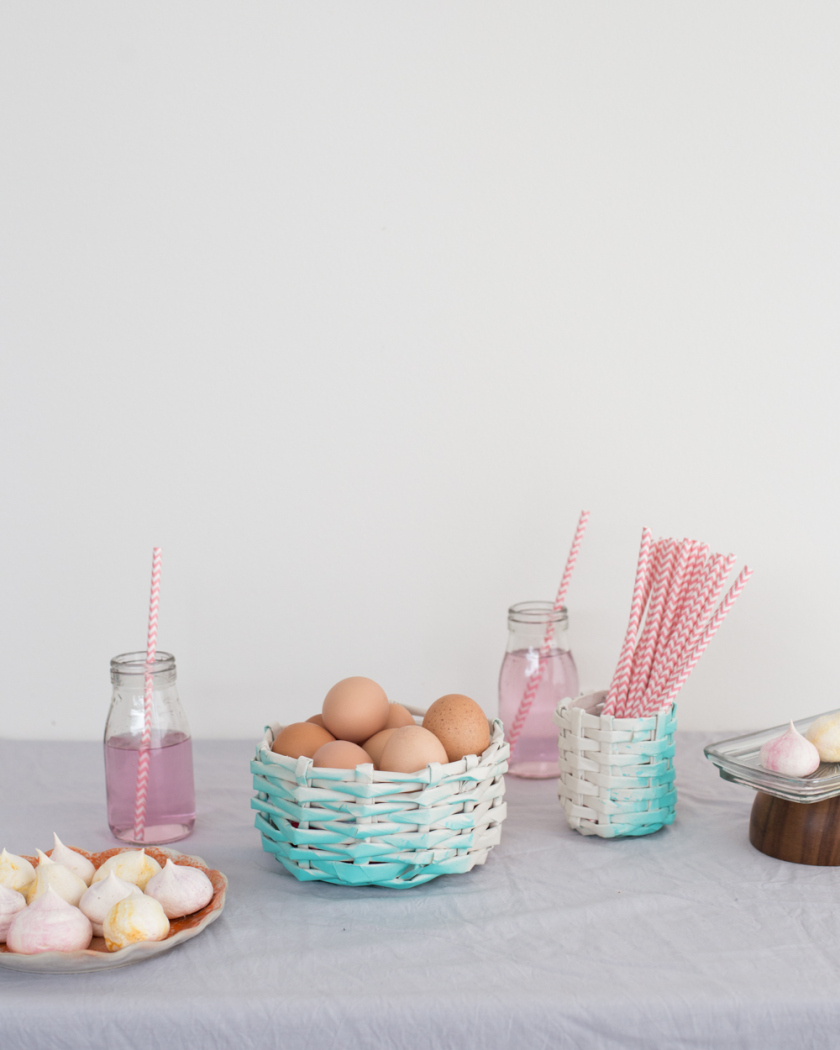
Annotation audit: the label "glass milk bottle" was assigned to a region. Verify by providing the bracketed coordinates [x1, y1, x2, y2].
[498, 602, 580, 778]
[104, 651, 196, 844]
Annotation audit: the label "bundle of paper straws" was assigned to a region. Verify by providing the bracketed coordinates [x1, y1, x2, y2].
[602, 528, 752, 719]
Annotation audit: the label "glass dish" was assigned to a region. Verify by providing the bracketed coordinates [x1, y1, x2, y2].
[704, 710, 840, 803]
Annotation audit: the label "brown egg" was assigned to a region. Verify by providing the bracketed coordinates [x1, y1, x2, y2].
[422, 694, 490, 762]
[362, 728, 397, 769]
[306, 714, 326, 727]
[384, 703, 416, 729]
[379, 726, 449, 774]
[312, 740, 373, 769]
[271, 722, 335, 759]
[321, 677, 389, 744]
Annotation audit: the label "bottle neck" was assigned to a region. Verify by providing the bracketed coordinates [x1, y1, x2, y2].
[105, 651, 189, 745]
[110, 651, 177, 690]
[506, 601, 571, 653]
[111, 668, 178, 691]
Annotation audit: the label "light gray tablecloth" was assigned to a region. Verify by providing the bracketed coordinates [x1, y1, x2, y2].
[1, 734, 838, 1050]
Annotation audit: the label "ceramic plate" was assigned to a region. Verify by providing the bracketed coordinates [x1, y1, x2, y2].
[0, 845, 227, 973]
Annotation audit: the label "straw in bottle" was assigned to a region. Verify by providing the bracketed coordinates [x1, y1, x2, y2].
[133, 547, 162, 842]
[507, 510, 590, 751]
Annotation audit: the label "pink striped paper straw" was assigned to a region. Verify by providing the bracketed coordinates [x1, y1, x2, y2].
[649, 538, 693, 673]
[508, 511, 590, 751]
[661, 540, 700, 656]
[133, 547, 162, 842]
[640, 553, 735, 715]
[640, 545, 716, 713]
[660, 564, 753, 709]
[673, 542, 710, 642]
[675, 553, 737, 680]
[641, 538, 694, 704]
[626, 540, 678, 715]
[616, 539, 668, 716]
[603, 527, 653, 717]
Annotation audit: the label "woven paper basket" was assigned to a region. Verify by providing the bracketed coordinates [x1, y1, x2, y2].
[251, 710, 509, 888]
[553, 691, 677, 839]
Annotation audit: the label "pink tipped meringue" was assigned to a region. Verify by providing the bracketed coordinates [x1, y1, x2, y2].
[144, 859, 214, 919]
[759, 721, 820, 777]
[26, 850, 87, 907]
[79, 872, 143, 937]
[0, 884, 27, 942]
[6, 886, 93, 954]
[49, 834, 96, 886]
[0, 849, 36, 895]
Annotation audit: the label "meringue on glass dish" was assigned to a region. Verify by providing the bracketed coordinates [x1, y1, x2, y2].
[759, 722, 820, 777]
[805, 713, 840, 763]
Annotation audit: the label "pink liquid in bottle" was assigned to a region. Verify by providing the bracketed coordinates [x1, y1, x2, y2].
[499, 648, 579, 778]
[104, 731, 196, 844]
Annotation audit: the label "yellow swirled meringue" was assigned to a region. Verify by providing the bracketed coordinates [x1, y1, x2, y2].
[7, 886, 93, 954]
[103, 894, 170, 951]
[79, 872, 143, 937]
[0, 884, 27, 943]
[49, 834, 96, 886]
[27, 850, 87, 907]
[805, 714, 840, 763]
[0, 849, 36, 895]
[91, 849, 161, 891]
[144, 859, 214, 919]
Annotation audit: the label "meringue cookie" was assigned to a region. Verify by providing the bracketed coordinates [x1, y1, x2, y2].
[0, 884, 27, 942]
[49, 834, 96, 886]
[805, 714, 840, 763]
[759, 721, 820, 777]
[79, 872, 143, 937]
[0, 849, 36, 895]
[92, 849, 161, 891]
[7, 886, 93, 954]
[103, 894, 170, 951]
[144, 859, 214, 919]
[27, 850, 87, 907]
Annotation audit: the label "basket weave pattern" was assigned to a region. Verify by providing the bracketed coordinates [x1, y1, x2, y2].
[251, 716, 509, 888]
[553, 691, 677, 838]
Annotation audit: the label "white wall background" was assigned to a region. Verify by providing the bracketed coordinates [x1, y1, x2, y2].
[1, 2, 838, 739]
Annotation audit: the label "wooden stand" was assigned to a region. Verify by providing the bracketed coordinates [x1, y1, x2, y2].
[750, 791, 840, 865]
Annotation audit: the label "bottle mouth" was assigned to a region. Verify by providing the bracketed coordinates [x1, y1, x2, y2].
[507, 601, 568, 626]
[110, 650, 176, 675]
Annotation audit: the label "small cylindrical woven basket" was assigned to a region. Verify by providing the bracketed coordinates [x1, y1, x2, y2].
[553, 691, 677, 838]
[251, 710, 509, 888]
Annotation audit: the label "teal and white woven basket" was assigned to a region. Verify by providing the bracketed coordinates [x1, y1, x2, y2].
[553, 691, 677, 839]
[251, 710, 509, 888]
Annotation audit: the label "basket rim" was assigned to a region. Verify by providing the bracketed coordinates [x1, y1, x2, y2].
[555, 690, 676, 729]
[255, 716, 507, 786]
